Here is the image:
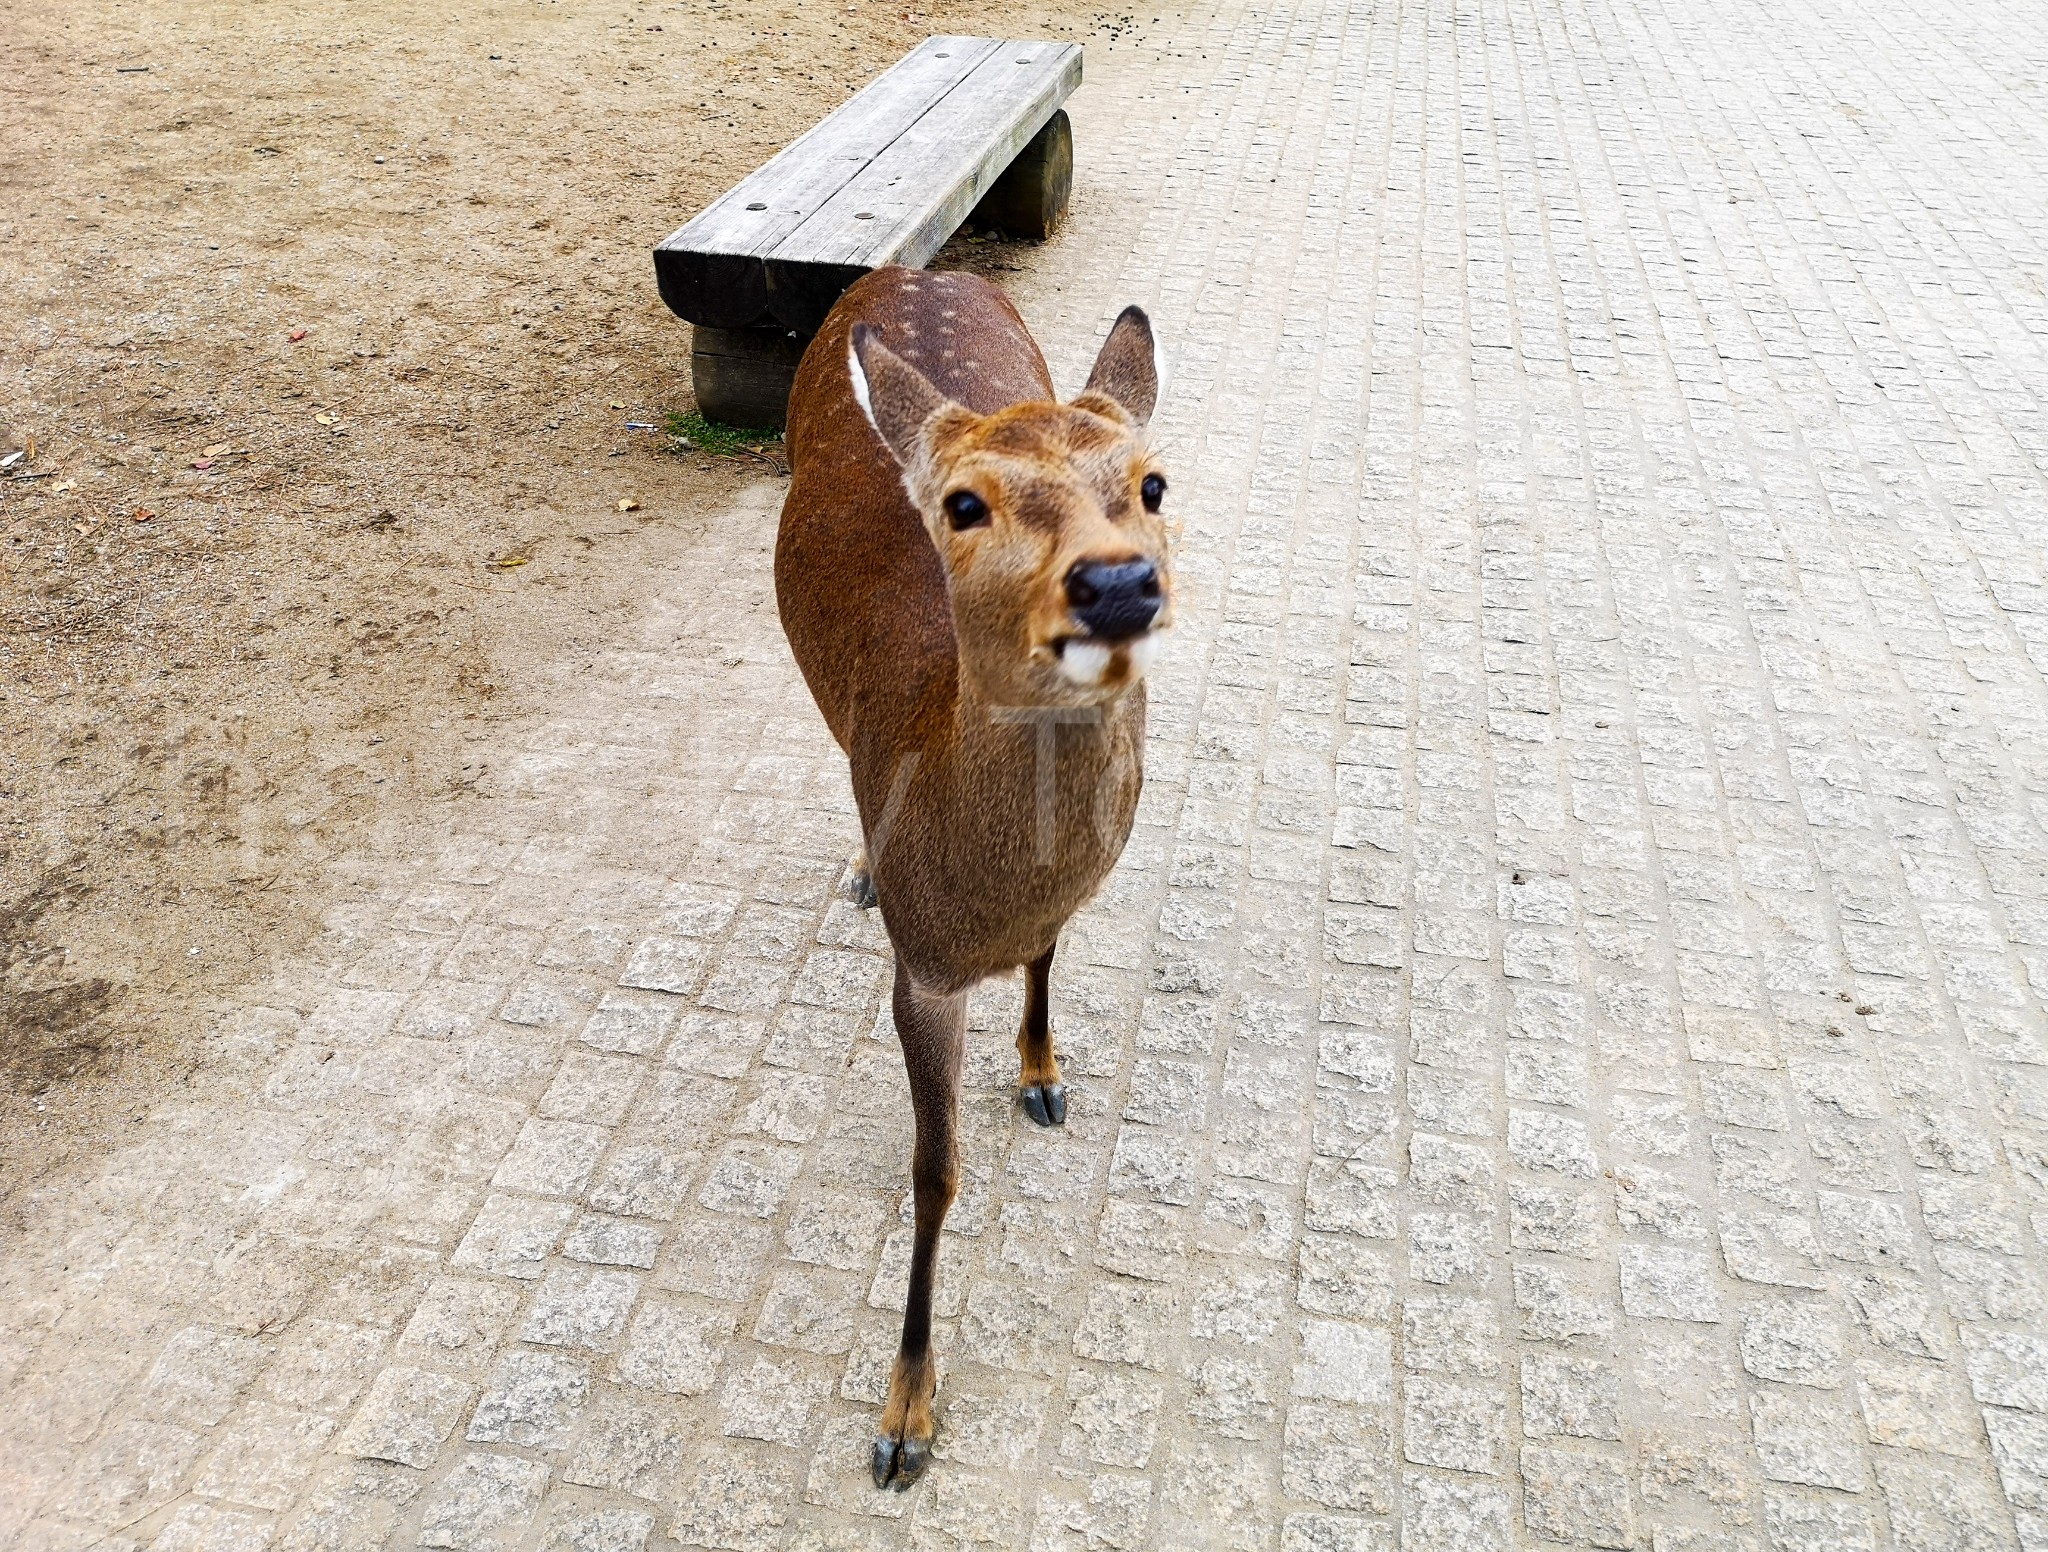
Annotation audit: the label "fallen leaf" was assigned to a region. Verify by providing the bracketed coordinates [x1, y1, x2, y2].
[617, 497, 641, 512]
[202, 442, 230, 457]
[52, 479, 77, 493]
[288, 328, 307, 341]
[609, 399, 627, 410]
[492, 554, 529, 569]
[314, 413, 334, 425]
[132, 509, 156, 523]
[192, 458, 214, 470]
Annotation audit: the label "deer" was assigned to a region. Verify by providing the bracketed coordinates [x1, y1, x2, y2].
[773, 264, 1170, 1488]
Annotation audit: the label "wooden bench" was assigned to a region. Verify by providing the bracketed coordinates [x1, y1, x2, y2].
[653, 36, 1083, 427]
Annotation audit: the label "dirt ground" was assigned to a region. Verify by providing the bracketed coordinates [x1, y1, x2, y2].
[0, 0, 1137, 1211]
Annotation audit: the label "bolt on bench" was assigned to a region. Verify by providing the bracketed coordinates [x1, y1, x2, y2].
[653, 36, 1082, 429]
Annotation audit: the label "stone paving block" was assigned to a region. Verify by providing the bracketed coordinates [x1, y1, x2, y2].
[1638, 1426, 1749, 1514]
[1279, 1513, 1392, 1552]
[519, 1267, 640, 1351]
[64, 1418, 205, 1527]
[1875, 1456, 2015, 1552]
[754, 1265, 861, 1355]
[492, 1119, 609, 1198]
[1760, 1489, 1878, 1552]
[663, 1011, 765, 1081]
[465, 1351, 589, 1451]
[619, 938, 710, 998]
[1722, 1213, 1831, 1291]
[1620, 1244, 1723, 1322]
[1060, 1366, 1165, 1468]
[1749, 1390, 1870, 1492]
[696, 1140, 804, 1219]
[335, 1366, 472, 1468]
[1406, 1212, 1490, 1287]
[1960, 1326, 2048, 1413]
[150, 1501, 276, 1552]
[1400, 1472, 1511, 1552]
[191, 1402, 337, 1510]
[1402, 1296, 1502, 1378]
[561, 1213, 663, 1270]
[1520, 1353, 1621, 1441]
[538, 1053, 643, 1126]
[1514, 1263, 1617, 1343]
[139, 1328, 272, 1429]
[260, 1321, 388, 1415]
[1612, 1167, 1709, 1243]
[538, 1506, 654, 1552]
[1401, 1377, 1505, 1475]
[1520, 1445, 1634, 1549]
[1740, 1300, 1846, 1389]
[716, 1353, 827, 1446]
[802, 1413, 913, 1523]
[929, 1376, 1050, 1471]
[397, 1279, 523, 1378]
[418, 1451, 550, 1550]
[1631, 1329, 1743, 1423]
[1294, 1319, 1392, 1406]
[1281, 1400, 1392, 1513]
[1937, 1248, 2046, 1325]
[1184, 1350, 1278, 1441]
[1854, 1358, 1978, 1456]
[562, 1389, 689, 1499]
[451, 1195, 574, 1279]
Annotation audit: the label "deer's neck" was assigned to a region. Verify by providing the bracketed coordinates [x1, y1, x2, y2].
[934, 676, 1144, 869]
[862, 668, 1144, 985]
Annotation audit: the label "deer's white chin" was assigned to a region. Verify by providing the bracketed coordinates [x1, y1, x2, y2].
[1049, 632, 1162, 691]
[1056, 640, 1113, 687]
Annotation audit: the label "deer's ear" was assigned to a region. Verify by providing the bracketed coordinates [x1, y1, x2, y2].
[1080, 305, 1161, 428]
[849, 323, 956, 475]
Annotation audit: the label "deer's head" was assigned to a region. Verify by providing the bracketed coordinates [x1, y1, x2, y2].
[849, 307, 1173, 708]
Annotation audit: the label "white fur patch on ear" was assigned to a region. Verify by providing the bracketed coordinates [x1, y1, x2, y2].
[847, 338, 877, 431]
[1058, 641, 1112, 688]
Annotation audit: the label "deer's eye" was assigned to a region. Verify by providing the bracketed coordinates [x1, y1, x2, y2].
[1140, 473, 1167, 512]
[944, 490, 990, 530]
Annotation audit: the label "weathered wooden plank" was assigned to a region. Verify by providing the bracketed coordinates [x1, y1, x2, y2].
[771, 40, 1079, 266]
[654, 37, 1000, 328]
[759, 41, 1081, 334]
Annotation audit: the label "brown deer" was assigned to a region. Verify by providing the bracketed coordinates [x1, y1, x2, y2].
[774, 265, 1170, 1487]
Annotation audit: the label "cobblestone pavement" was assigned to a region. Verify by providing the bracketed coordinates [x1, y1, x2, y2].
[9, 0, 2048, 1547]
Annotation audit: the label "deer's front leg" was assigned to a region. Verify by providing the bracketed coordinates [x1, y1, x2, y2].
[874, 959, 964, 1489]
[1017, 943, 1065, 1126]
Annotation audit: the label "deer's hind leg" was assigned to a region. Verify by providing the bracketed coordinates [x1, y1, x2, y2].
[874, 959, 964, 1489]
[1017, 943, 1065, 1127]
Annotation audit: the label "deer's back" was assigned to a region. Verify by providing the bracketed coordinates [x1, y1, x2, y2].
[774, 267, 1054, 763]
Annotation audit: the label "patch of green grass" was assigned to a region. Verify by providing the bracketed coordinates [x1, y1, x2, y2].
[665, 409, 781, 458]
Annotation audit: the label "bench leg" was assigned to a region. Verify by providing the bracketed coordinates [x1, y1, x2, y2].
[691, 324, 809, 429]
[971, 109, 1073, 241]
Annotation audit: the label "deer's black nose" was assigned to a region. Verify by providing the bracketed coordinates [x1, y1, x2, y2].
[1066, 558, 1162, 640]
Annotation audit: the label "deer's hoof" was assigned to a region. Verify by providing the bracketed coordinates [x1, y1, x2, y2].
[871, 1431, 930, 1490]
[847, 868, 879, 910]
[1021, 1082, 1067, 1127]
